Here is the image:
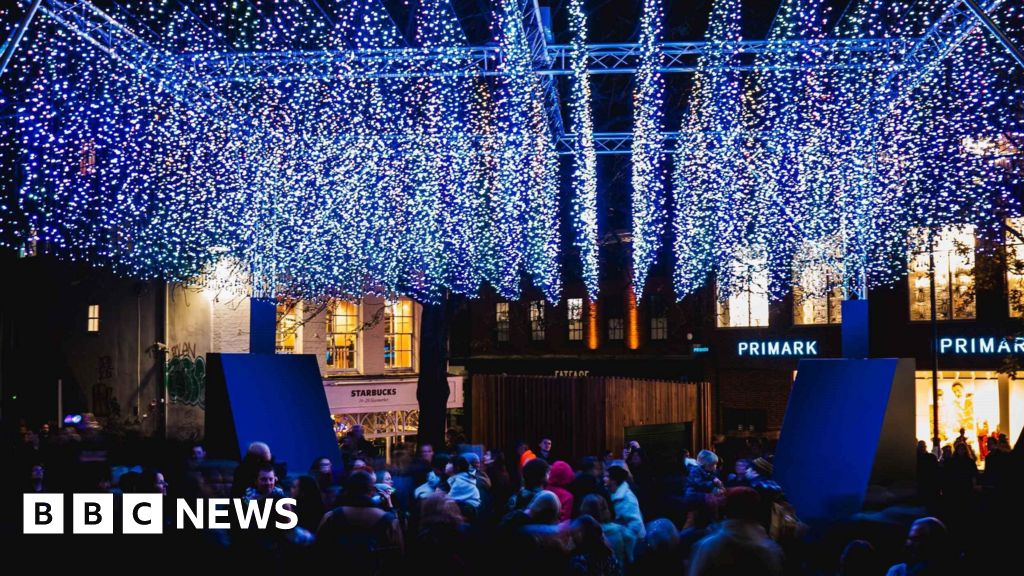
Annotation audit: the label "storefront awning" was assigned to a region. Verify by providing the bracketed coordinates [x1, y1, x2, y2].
[324, 376, 464, 414]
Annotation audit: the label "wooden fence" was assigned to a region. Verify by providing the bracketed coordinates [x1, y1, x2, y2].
[470, 374, 712, 464]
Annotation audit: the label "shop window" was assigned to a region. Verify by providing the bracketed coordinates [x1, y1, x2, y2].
[1006, 218, 1024, 317]
[385, 298, 414, 370]
[908, 225, 976, 321]
[87, 304, 100, 333]
[495, 302, 510, 343]
[717, 255, 770, 327]
[914, 371, 1001, 460]
[608, 318, 624, 341]
[327, 300, 359, 370]
[529, 300, 545, 341]
[567, 298, 583, 341]
[275, 301, 302, 354]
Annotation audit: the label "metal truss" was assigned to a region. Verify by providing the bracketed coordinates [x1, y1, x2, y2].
[521, 0, 563, 137]
[170, 37, 906, 83]
[36, 0, 170, 82]
[558, 132, 680, 155]
[886, 0, 1006, 100]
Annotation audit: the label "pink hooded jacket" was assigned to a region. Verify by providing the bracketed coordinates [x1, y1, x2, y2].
[547, 460, 575, 522]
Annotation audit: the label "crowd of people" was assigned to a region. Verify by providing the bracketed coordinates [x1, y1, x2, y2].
[7, 420, 1023, 574]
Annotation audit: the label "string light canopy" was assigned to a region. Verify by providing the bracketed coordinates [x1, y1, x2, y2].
[631, 0, 666, 299]
[668, 0, 1024, 303]
[568, 0, 599, 301]
[0, 0, 561, 304]
[0, 0, 1021, 307]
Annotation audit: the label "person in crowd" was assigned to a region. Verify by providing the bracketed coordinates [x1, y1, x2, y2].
[917, 440, 940, 507]
[885, 517, 956, 576]
[685, 450, 724, 502]
[502, 491, 574, 576]
[569, 515, 622, 576]
[688, 487, 783, 576]
[682, 449, 698, 467]
[232, 441, 274, 497]
[509, 457, 550, 511]
[580, 493, 636, 567]
[606, 464, 645, 540]
[408, 493, 472, 572]
[139, 468, 169, 496]
[458, 451, 488, 490]
[726, 459, 752, 487]
[24, 462, 46, 493]
[309, 456, 339, 506]
[447, 455, 481, 518]
[289, 475, 326, 533]
[246, 463, 284, 500]
[419, 442, 435, 466]
[317, 470, 403, 572]
[190, 444, 206, 466]
[537, 437, 554, 462]
[484, 449, 513, 514]
[631, 519, 684, 575]
[547, 460, 575, 522]
[838, 539, 879, 576]
[745, 457, 785, 529]
[341, 425, 378, 469]
[570, 456, 611, 516]
[942, 441, 977, 502]
[375, 468, 397, 511]
[982, 436, 1010, 491]
[415, 452, 450, 501]
[517, 440, 538, 470]
[601, 450, 615, 468]
[445, 428, 466, 456]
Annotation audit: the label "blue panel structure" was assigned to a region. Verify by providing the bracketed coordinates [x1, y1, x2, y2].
[249, 299, 277, 355]
[775, 358, 914, 526]
[205, 353, 340, 475]
[841, 300, 870, 359]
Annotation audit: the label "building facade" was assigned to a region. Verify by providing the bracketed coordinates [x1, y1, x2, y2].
[0, 253, 459, 451]
[451, 219, 1024, 453]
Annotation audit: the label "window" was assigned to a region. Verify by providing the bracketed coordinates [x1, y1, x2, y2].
[651, 318, 667, 340]
[908, 226, 976, 321]
[649, 294, 668, 340]
[385, 298, 414, 370]
[275, 302, 302, 354]
[495, 302, 510, 342]
[717, 254, 770, 327]
[530, 300, 546, 341]
[567, 298, 583, 341]
[79, 140, 95, 175]
[327, 300, 359, 370]
[1007, 218, 1024, 317]
[793, 263, 842, 325]
[87, 304, 100, 332]
[608, 318, 624, 341]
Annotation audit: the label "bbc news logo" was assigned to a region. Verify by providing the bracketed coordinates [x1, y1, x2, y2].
[24, 494, 298, 534]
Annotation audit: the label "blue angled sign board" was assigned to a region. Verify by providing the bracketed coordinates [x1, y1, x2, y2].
[205, 353, 341, 475]
[774, 358, 915, 526]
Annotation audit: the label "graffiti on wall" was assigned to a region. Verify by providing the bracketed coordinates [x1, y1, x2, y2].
[166, 342, 206, 409]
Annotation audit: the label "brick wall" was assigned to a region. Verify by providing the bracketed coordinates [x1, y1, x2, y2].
[717, 368, 794, 432]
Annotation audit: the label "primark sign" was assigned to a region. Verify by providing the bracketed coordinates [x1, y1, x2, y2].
[938, 336, 1024, 355]
[737, 340, 818, 356]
